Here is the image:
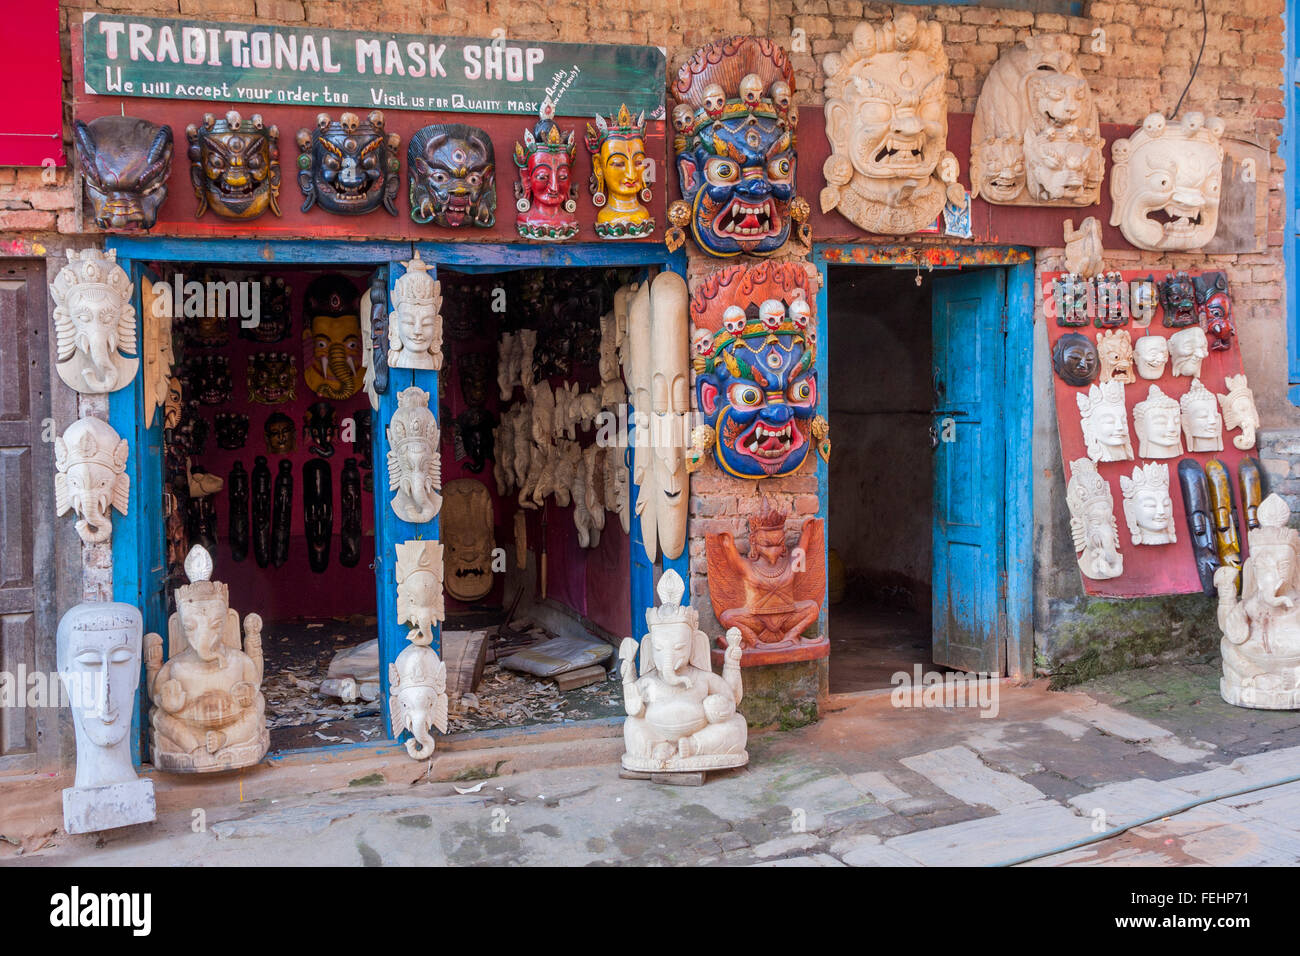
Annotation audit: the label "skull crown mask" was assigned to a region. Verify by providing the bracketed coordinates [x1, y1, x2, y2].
[186, 110, 282, 221]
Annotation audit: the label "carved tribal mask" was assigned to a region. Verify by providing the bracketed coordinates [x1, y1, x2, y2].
[187, 111, 282, 220]
[240, 275, 292, 344]
[1195, 273, 1235, 351]
[302, 274, 363, 400]
[1120, 462, 1176, 546]
[296, 111, 400, 216]
[586, 104, 655, 239]
[247, 352, 297, 405]
[387, 386, 442, 524]
[74, 116, 173, 230]
[408, 124, 496, 228]
[1110, 112, 1224, 251]
[669, 36, 803, 255]
[514, 103, 579, 241]
[51, 250, 139, 394]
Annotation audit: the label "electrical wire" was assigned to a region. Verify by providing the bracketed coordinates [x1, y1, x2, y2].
[1170, 0, 1208, 120]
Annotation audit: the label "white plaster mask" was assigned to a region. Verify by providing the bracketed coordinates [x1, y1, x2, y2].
[821, 14, 954, 234]
[55, 416, 131, 545]
[1110, 112, 1225, 251]
[1120, 462, 1176, 546]
[1218, 374, 1260, 450]
[1076, 381, 1133, 462]
[386, 386, 442, 523]
[388, 253, 442, 370]
[1132, 384, 1183, 459]
[1180, 377, 1223, 452]
[1169, 326, 1209, 378]
[1066, 457, 1123, 580]
[389, 643, 447, 760]
[51, 249, 140, 394]
[1133, 335, 1169, 379]
[395, 540, 445, 646]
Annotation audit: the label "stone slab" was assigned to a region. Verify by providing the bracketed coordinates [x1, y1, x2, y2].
[900, 745, 1045, 811]
[883, 800, 1096, 867]
[63, 780, 156, 835]
[1067, 777, 1200, 829]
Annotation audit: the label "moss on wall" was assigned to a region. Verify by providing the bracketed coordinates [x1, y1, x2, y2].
[1040, 593, 1220, 690]
[738, 659, 829, 730]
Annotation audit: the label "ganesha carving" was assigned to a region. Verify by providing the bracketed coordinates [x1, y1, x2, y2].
[55, 417, 130, 545]
[387, 386, 442, 524]
[392, 540, 448, 759]
[51, 250, 139, 394]
[821, 15, 961, 235]
[302, 274, 363, 400]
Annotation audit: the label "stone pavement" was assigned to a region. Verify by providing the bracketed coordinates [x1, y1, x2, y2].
[5, 661, 1300, 866]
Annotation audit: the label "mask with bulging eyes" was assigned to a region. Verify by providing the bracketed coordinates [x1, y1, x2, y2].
[296, 111, 401, 216]
[74, 117, 173, 230]
[408, 124, 497, 228]
[186, 110, 282, 221]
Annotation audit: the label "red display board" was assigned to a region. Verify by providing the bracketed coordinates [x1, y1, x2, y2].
[1045, 270, 1252, 598]
[0, 0, 65, 166]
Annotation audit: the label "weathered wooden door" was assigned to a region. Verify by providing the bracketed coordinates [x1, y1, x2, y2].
[0, 260, 55, 768]
[931, 269, 1006, 674]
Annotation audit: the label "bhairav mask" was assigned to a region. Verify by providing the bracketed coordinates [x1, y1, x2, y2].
[214, 412, 250, 450]
[186, 110, 282, 220]
[586, 104, 654, 239]
[303, 400, 338, 458]
[1110, 112, 1224, 251]
[669, 36, 806, 256]
[1159, 270, 1199, 328]
[247, 352, 297, 405]
[443, 479, 495, 603]
[51, 249, 139, 395]
[1051, 332, 1099, 387]
[821, 14, 961, 235]
[302, 274, 363, 400]
[296, 111, 400, 216]
[692, 262, 820, 479]
[513, 103, 579, 241]
[1096, 328, 1134, 385]
[74, 116, 173, 230]
[408, 123, 496, 227]
[240, 275, 292, 344]
[1195, 272, 1235, 351]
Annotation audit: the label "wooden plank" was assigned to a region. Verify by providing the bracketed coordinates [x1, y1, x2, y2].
[442, 628, 489, 700]
[552, 664, 607, 692]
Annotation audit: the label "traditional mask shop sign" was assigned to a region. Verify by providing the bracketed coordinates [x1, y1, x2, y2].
[1044, 270, 1257, 599]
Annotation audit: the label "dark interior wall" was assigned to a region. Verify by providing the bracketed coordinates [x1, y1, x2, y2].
[828, 267, 933, 611]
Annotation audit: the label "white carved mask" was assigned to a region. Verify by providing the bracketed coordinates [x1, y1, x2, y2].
[57, 607, 141, 749]
[1133, 335, 1169, 379]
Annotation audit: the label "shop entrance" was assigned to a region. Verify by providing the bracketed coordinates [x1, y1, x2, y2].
[820, 254, 1034, 691]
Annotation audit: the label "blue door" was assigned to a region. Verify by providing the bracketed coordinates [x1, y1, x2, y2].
[931, 269, 1006, 674]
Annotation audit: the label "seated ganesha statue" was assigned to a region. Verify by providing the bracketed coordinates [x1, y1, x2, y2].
[145, 545, 269, 772]
[1215, 494, 1300, 710]
[618, 569, 748, 775]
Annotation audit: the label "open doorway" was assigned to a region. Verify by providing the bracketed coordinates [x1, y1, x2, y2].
[826, 267, 937, 692]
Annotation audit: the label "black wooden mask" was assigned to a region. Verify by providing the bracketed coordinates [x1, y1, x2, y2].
[340, 457, 362, 569]
[74, 116, 173, 230]
[297, 111, 401, 216]
[251, 456, 272, 568]
[228, 460, 250, 562]
[304, 400, 338, 458]
[303, 459, 333, 573]
[272, 459, 293, 568]
[241, 275, 293, 344]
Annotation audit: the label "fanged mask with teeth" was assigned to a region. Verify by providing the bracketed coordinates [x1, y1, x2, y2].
[74, 116, 174, 230]
[1160, 271, 1200, 328]
[187, 110, 282, 221]
[247, 352, 297, 405]
[296, 111, 401, 216]
[672, 37, 800, 256]
[302, 274, 364, 400]
[187, 355, 232, 405]
[241, 275, 292, 343]
[408, 124, 497, 228]
[1111, 112, 1225, 251]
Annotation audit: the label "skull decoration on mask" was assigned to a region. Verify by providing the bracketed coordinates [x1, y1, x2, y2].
[1159, 271, 1199, 328]
[187, 354, 232, 405]
[821, 15, 959, 235]
[303, 401, 338, 458]
[1194, 272, 1235, 351]
[264, 412, 296, 455]
[302, 274, 364, 400]
[1110, 112, 1224, 251]
[240, 276, 292, 344]
[388, 253, 443, 370]
[296, 111, 401, 216]
[586, 104, 655, 239]
[247, 352, 297, 405]
[55, 417, 131, 545]
[214, 412, 250, 450]
[1051, 272, 1091, 328]
[970, 35, 1102, 207]
[668, 36, 806, 256]
[387, 386, 442, 524]
[513, 102, 579, 241]
[187, 110, 281, 220]
[1066, 458, 1123, 580]
[692, 262, 820, 480]
[408, 124, 497, 228]
[74, 116, 173, 231]
[51, 250, 139, 395]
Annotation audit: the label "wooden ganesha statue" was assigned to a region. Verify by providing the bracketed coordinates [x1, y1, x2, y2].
[619, 569, 748, 774]
[145, 546, 269, 772]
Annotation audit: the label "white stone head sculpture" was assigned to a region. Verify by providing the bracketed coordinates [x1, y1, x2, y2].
[57, 602, 143, 789]
[821, 14, 955, 234]
[386, 386, 442, 523]
[1132, 384, 1183, 459]
[1218, 374, 1260, 450]
[1169, 325, 1209, 378]
[1076, 381, 1133, 462]
[51, 249, 139, 394]
[1066, 457, 1122, 580]
[1110, 112, 1225, 251]
[1120, 462, 1177, 546]
[1096, 328, 1135, 384]
[1133, 335, 1169, 380]
[1180, 377, 1224, 452]
[388, 253, 442, 370]
[55, 416, 130, 544]
[395, 540, 445, 646]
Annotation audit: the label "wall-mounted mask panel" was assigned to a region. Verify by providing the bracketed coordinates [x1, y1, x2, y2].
[443, 479, 495, 602]
[1076, 381, 1132, 462]
[408, 124, 496, 227]
[52, 250, 139, 395]
[1178, 459, 1219, 595]
[187, 110, 281, 220]
[387, 386, 442, 524]
[55, 417, 130, 546]
[1110, 112, 1224, 251]
[247, 352, 297, 405]
[1132, 384, 1182, 459]
[822, 15, 959, 235]
[1133, 335, 1169, 380]
[586, 104, 654, 239]
[1218, 374, 1259, 451]
[302, 274, 363, 400]
[971, 35, 1102, 207]
[1169, 326, 1208, 378]
[691, 262, 820, 481]
[74, 116, 173, 231]
[1120, 462, 1176, 546]
[388, 254, 442, 371]
[296, 110, 400, 216]
[1180, 378, 1224, 453]
[513, 104, 579, 241]
[669, 36, 805, 256]
[1066, 457, 1122, 579]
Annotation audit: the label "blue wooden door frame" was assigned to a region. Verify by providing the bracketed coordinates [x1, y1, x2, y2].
[811, 245, 1034, 679]
[105, 236, 686, 754]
